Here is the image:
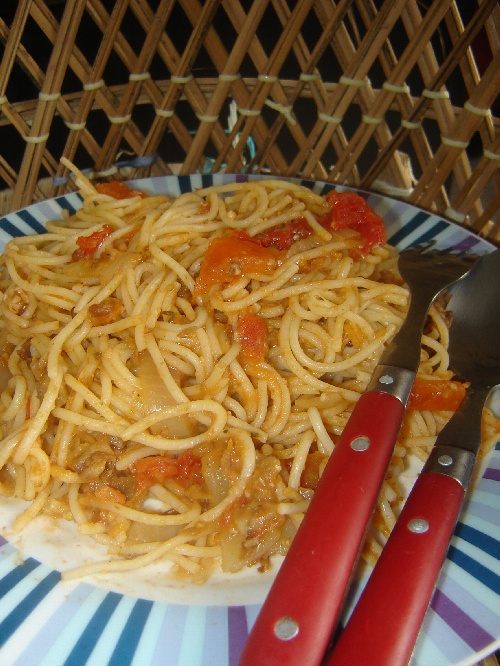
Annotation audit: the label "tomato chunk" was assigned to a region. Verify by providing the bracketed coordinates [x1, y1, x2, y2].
[195, 236, 281, 294]
[237, 311, 268, 361]
[227, 218, 312, 251]
[319, 191, 387, 256]
[254, 217, 313, 250]
[96, 180, 148, 200]
[75, 224, 113, 258]
[131, 452, 202, 494]
[408, 377, 467, 412]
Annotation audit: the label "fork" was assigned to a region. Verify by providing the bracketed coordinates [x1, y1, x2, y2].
[239, 247, 478, 666]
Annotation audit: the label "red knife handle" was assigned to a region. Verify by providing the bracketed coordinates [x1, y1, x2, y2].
[239, 391, 406, 666]
[328, 471, 466, 666]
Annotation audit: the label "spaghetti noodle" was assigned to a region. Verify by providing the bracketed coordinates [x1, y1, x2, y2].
[0, 166, 495, 583]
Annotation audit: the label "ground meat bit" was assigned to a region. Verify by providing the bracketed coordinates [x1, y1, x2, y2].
[214, 310, 228, 324]
[443, 309, 454, 329]
[109, 436, 126, 451]
[82, 467, 136, 501]
[88, 297, 124, 326]
[17, 339, 32, 360]
[73, 450, 115, 481]
[177, 284, 191, 299]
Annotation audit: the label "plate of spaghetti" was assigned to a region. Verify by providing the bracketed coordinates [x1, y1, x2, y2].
[0, 167, 498, 666]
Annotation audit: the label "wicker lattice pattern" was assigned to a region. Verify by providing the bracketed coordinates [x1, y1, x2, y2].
[0, 0, 499, 240]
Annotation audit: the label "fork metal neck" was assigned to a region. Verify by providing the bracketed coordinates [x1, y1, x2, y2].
[427, 385, 490, 456]
[421, 386, 490, 488]
[367, 365, 416, 405]
[378, 287, 438, 372]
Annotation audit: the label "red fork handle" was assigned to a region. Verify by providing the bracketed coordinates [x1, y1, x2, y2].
[239, 391, 406, 666]
[327, 471, 466, 666]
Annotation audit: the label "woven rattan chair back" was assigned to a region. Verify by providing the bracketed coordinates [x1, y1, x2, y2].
[0, 0, 498, 241]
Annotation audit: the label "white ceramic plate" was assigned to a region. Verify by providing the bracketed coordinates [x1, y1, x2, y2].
[0, 174, 498, 666]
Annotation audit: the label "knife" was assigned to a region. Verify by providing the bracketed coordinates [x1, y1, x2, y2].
[239, 249, 477, 666]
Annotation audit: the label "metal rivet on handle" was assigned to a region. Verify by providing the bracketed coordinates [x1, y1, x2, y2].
[378, 374, 394, 385]
[438, 454, 453, 467]
[407, 518, 429, 534]
[274, 617, 299, 641]
[350, 436, 370, 451]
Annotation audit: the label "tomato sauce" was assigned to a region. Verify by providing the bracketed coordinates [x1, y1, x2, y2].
[237, 311, 268, 361]
[131, 452, 202, 494]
